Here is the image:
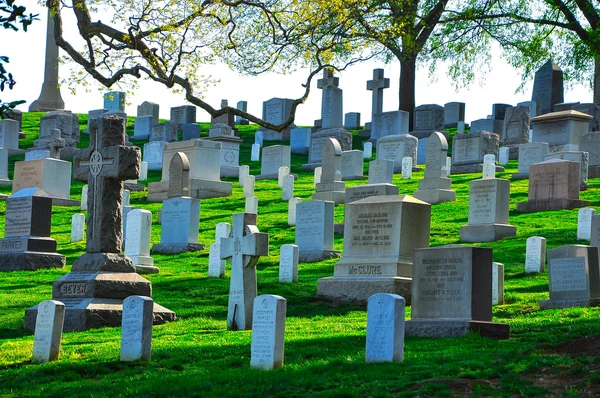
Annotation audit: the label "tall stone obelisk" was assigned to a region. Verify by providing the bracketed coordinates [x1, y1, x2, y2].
[29, 7, 65, 112]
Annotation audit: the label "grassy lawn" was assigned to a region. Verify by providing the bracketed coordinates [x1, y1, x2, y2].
[0, 113, 599, 396]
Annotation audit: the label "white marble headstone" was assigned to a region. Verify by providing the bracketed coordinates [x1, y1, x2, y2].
[577, 208, 596, 241]
[483, 154, 496, 165]
[250, 294, 287, 370]
[401, 157, 412, 180]
[208, 222, 231, 278]
[71, 213, 85, 242]
[251, 143, 260, 162]
[363, 142, 373, 159]
[457, 121, 465, 134]
[499, 147, 509, 165]
[365, 293, 404, 363]
[120, 295, 153, 362]
[279, 244, 299, 283]
[81, 185, 88, 211]
[255, 131, 264, 147]
[446, 157, 452, 176]
[245, 196, 258, 213]
[139, 161, 148, 181]
[492, 262, 504, 305]
[239, 165, 250, 187]
[288, 197, 302, 226]
[278, 166, 290, 188]
[32, 300, 65, 363]
[123, 190, 131, 207]
[124, 209, 153, 262]
[482, 162, 496, 179]
[243, 175, 255, 198]
[313, 167, 322, 188]
[525, 236, 546, 273]
[282, 175, 294, 201]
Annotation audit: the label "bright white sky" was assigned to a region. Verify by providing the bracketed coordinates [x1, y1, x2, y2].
[3, 3, 594, 126]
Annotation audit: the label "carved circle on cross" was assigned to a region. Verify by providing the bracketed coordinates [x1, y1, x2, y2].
[89, 151, 104, 177]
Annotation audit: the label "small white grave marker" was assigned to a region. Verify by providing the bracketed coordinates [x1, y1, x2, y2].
[446, 157, 452, 176]
[492, 262, 504, 305]
[282, 175, 294, 201]
[279, 244, 299, 283]
[120, 295, 153, 362]
[139, 161, 148, 181]
[363, 142, 373, 159]
[457, 121, 465, 134]
[71, 213, 85, 242]
[123, 190, 131, 206]
[525, 236, 546, 273]
[278, 166, 289, 188]
[288, 197, 302, 226]
[483, 154, 496, 165]
[239, 165, 250, 187]
[313, 167, 322, 188]
[482, 162, 496, 179]
[499, 147, 509, 165]
[250, 294, 287, 370]
[401, 157, 412, 180]
[251, 143, 260, 161]
[81, 185, 88, 211]
[577, 208, 596, 241]
[365, 293, 404, 363]
[209, 222, 231, 278]
[255, 131, 264, 147]
[32, 300, 65, 363]
[243, 175, 255, 198]
[245, 196, 258, 213]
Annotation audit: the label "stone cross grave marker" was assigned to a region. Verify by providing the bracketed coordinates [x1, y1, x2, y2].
[49, 129, 65, 159]
[318, 69, 339, 90]
[32, 300, 65, 363]
[367, 69, 390, 116]
[250, 294, 287, 370]
[120, 295, 153, 362]
[73, 114, 140, 253]
[365, 293, 405, 363]
[220, 213, 269, 330]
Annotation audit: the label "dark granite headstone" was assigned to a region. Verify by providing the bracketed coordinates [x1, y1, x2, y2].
[531, 60, 564, 115]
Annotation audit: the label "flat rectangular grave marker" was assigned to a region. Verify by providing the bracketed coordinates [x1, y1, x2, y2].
[525, 236, 546, 273]
[250, 294, 287, 370]
[32, 300, 65, 363]
[279, 244, 299, 283]
[365, 293, 405, 363]
[120, 295, 153, 362]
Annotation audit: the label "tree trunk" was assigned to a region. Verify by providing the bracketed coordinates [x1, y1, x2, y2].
[594, 56, 600, 104]
[399, 58, 417, 131]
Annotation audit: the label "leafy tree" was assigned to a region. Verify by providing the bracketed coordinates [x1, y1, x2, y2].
[0, 0, 38, 117]
[47, 0, 374, 131]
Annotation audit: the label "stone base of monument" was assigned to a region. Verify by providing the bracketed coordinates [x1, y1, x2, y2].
[148, 179, 232, 202]
[152, 243, 205, 254]
[299, 249, 340, 263]
[450, 164, 505, 174]
[24, 298, 176, 332]
[124, 182, 145, 192]
[589, 165, 600, 179]
[6, 149, 25, 157]
[341, 175, 367, 181]
[539, 298, 600, 310]
[51, 271, 153, 298]
[50, 197, 81, 207]
[262, 129, 290, 142]
[135, 264, 160, 274]
[405, 319, 510, 340]
[220, 165, 240, 179]
[459, 223, 517, 242]
[317, 277, 412, 304]
[0, 251, 66, 271]
[516, 199, 590, 213]
[510, 172, 529, 180]
[346, 184, 398, 204]
[413, 189, 456, 205]
[256, 173, 298, 181]
[312, 190, 345, 205]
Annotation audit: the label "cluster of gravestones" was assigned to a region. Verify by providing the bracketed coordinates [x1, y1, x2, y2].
[5, 59, 600, 370]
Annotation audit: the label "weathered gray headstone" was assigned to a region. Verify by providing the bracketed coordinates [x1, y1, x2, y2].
[296, 200, 339, 262]
[451, 131, 502, 174]
[344, 112, 361, 130]
[125, 209, 157, 274]
[444, 102, 465, 128]
[414, 132, 456, 204]
[71, 213, 85, 243]
[170, 105, 196, 132]
[370, 111, 410, 142]
[137, 101, 159, 120]
[376, 134, 418, 172]
[512, 142, 549, 179]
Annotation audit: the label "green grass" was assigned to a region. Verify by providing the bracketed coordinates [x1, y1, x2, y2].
[0, 113, 599, 396]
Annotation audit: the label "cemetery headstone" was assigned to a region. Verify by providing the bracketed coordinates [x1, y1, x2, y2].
[470, 118, 503, 136]
[313, 167, 322, 187]
[139, 161, 148, 181]
[414, 132, 456, 204]
[239, 165, 250, 187]
[303, 128, 352, 170]
[251, 143, 261, 162]
[245, 196, 259, 213]
[220, 213, 269, 330]
[411, 104, 445, 138]
[125, 209, 157, 274]
[502, 105, 531, 159]
[402, 157, 413, 179]
[555, 102, 600, 132]
[243, 175, 255, 198]
[518, 100, 540, 118]
[444, 102, 465, 128]
[516, 159, 589, 212]
[149, 122, 177, 143]
[236, 101, 249, 125]
[312, 138, 346, 204]
[589, 215, 600, 252]
[170, 105, 196, 132]
[24, 114, 175, 332]
[71, 213, 85, 243]
[250, 294, 286, 370]
[258, 98, 296, 141]
[12, 158, 77, 206]
[182, 123, 201, 141]
[525, 236, 547, 273]
[492, 262, 505, 305]
[531, 110, 591, 151]
[0, 188, 66, 271]
[540, 245, 600, 309]
[296, 200, 339, 262]
[317, 195, 431, 303]
[341, 150, 366, 180]
[543, 150, 589, 189]
[346, 159, 398, 204]
[512, 142, 549, 179]
[532, 60, 564, 115]
[492, 104, 511, 120]
[120, 295, 153, 362]
[376, 134, 418, 172]
[25, 150, 51, 161]
[0, 148, 11, 186]
[278, 166, 290, 188]
[365, 293, 405, 363]
[459, 178, 516, 242]
[104, 91, 126, 112]
[370, 111, 410, 142]
[499, 147, 509, 165]
[405, 245, 510, 339]
[363, 141, 373, 158]
[457, 121, 465, 134]
[282, 175, 294, 201]
[81, 185, 88, 211]
[32, 300, 65, 363]
[344, 112, 361, 130]
[133, 116, 154, 140]
[143, 141, 164, 171]
[137, 101, 159, 120]
[367, 68, 389, 118]
[287, 197, 302, 226]
[204, 123, 243, 178]
[279, 244, 299, 283]
[451, 131, 502, 174]
[208, 222, 231, 278]
[290, 128, 311, 154]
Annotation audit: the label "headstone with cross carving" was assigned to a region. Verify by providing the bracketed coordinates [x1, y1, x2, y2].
[24, 114, 176, 332]
[318, 69, 343, 129]
[49, 129, 65, 159]
[220, 213, 269, 330]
